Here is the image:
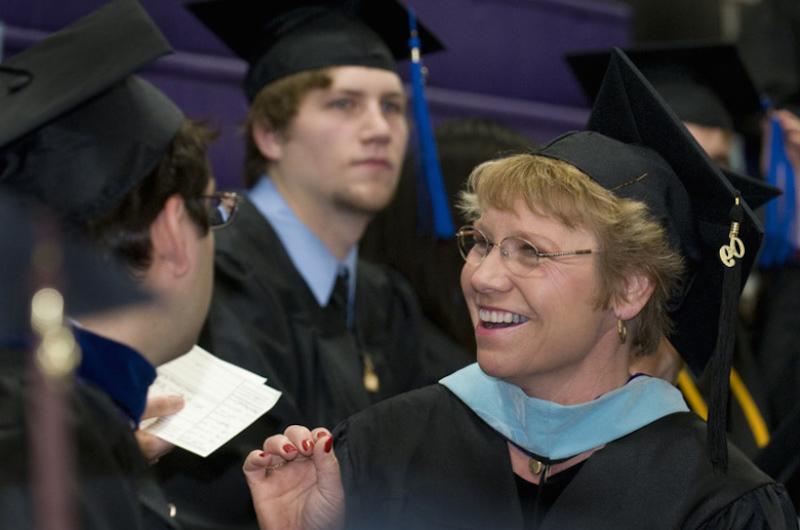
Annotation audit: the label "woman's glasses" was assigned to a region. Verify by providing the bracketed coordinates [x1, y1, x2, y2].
[455, 225, 594, 276]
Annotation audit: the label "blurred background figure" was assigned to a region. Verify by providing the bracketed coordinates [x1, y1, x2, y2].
[738, 0, 800, 510]
[362, 118, 532, 353]
[0, 187, 150, 530]
[0, 2, 234, 528]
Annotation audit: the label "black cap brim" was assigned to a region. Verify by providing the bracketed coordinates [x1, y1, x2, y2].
[0, 0, 184, 223]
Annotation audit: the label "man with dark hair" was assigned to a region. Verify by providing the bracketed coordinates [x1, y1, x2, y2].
[0, 2, 238, 528]
[154, 2, 469, 529]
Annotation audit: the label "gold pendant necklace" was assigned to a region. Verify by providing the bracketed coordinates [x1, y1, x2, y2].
[528, 458, 551, 482]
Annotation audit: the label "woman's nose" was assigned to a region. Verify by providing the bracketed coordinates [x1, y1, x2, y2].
[468, 246, 511, 292]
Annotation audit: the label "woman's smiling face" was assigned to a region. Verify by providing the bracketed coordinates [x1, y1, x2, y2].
[460, 200, 620, 400]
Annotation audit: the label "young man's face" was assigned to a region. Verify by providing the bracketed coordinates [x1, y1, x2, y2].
[264, 66, 409, 218]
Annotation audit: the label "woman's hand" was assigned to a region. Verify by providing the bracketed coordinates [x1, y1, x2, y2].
[135, 394, 184, 464]
[244, 426, 345, 530]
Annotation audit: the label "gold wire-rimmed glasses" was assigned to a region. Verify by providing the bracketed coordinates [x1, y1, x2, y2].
[455, 225, 595, 276]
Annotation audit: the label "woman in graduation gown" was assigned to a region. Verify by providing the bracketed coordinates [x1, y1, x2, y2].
[241, 50, 799, 530]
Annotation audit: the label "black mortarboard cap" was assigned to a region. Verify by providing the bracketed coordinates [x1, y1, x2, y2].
[537, 48, 763, 470]
[0, 189, 148, 345]
[567, 43, 763, 132]
[738, 0, 800, 108]
[187, 0, 444, 101]
[0, 0, 184, 224]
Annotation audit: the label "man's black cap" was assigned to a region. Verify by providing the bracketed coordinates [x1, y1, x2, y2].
[739, 0, 800, 109]
[0, 0, 184, 224]
[187, 0, 444, 101]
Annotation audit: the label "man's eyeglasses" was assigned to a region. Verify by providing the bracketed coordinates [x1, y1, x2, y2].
[200, 191, 240, 230]
[455, 225, 594, 277]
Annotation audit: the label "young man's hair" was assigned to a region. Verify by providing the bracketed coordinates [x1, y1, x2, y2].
[87, 119, 216, 272]
[243, 69, 332, 188]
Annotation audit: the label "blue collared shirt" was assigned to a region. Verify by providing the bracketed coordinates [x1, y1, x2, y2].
[249, 176, 357, 327]
[73, 325, 156, 427]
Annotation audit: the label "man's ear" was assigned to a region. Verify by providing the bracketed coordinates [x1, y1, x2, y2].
[149, 195, 193, 278]
[252, 120, 283, 161]
[614, 272, 655, 321]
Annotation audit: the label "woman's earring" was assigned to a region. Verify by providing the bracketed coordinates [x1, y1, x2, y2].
[617, 319, 627, 344]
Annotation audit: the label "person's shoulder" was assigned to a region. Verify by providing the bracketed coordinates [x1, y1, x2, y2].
[214, 198, 279, 266]
[611, 412, 792, 527]
[691, 482, 798, 530]
[626, 412, 772, 484]
[212, 199, 289, 294]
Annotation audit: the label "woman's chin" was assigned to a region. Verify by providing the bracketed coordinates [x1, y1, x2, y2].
[476, 350, 513, 380]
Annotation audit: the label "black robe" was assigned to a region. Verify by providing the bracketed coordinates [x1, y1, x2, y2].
[335, 385, 798, 530]
[0, 348, 179, 530]
[156, 199, 469, 530]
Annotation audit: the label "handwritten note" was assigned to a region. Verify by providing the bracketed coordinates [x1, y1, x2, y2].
[142, 345, 281, 457]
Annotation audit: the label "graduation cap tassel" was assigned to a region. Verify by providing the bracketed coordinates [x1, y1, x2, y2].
[408, 8, 454, 239]
[759, 107, 797, 268]
[707, 196, 745, 472]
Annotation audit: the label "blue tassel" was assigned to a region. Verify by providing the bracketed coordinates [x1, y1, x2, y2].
[408, 8, 454, 239]
[759, 105, 797, 267]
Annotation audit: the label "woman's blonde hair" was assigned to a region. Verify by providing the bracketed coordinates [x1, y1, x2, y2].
[458, 153, 685, 357]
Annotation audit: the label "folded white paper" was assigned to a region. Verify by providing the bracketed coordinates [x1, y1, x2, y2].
[142, 345, 281, 457]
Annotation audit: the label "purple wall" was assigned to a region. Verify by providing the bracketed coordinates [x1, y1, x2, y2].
[1, 0, 630, 188]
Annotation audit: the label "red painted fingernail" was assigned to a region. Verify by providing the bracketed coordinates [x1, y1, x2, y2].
[259, 452, 266, 458]
[283, 444, 296, 454]
[324, 436, 333, 453]
[301, 439, 314, 452]
[316, 432, 330, 441]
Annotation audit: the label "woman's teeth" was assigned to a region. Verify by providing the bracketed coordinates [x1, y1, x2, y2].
[479, 309, 529, 328]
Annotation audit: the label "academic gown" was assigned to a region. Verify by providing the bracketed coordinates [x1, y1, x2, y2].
[0, 347, 179, 530]
[334, 385, 798, 530]
[156, 199, 470, 530]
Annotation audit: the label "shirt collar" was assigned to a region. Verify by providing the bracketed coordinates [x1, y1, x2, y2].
[440, 363, 688, 461]
[248, 176, 357, 307]
[73, 325, 156, 426]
